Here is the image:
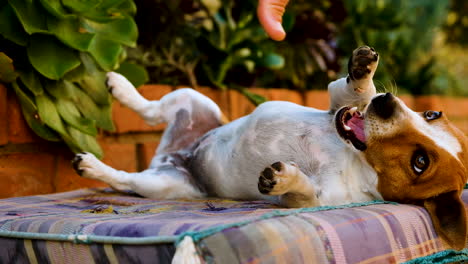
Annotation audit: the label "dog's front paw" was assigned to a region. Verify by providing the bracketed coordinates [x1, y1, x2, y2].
[72, 152, 105, 180]
[258, 161, 298, 195]
[348, 46, 379, 84]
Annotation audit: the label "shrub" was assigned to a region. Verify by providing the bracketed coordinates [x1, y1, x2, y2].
[0, 0, 141, 158]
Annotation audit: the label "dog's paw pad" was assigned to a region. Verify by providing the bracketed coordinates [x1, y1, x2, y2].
[348, 46, 379, 81]
[271, 162, 283, 172]
[258, 161, 298, 195]
[258, 167, 277, 194]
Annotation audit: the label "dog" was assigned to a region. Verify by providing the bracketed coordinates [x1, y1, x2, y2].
[73, 46, 468, 250]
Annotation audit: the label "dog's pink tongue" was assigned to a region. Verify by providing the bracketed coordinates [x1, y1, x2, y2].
[348, 115, 366, 142]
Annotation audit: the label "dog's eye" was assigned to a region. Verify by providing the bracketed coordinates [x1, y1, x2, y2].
[411, 150, 430, 175]
[423, 110, 442, 121]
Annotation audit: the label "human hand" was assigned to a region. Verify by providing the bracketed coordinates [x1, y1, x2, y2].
[257, 0, 290, 41]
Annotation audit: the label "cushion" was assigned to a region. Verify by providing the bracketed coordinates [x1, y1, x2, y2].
[0, 188, 467, 263]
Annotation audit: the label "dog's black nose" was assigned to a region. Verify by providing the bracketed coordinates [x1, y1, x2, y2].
[371, 93, 396, 119]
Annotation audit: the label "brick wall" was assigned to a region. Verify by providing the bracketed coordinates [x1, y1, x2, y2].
[1, 83, 467, 198]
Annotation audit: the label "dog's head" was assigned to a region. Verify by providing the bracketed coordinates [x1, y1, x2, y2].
[335, 93, 468, 250]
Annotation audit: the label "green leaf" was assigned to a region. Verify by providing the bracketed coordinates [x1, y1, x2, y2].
[87, 35, 122, 71]
[77, 52, 112, 104]
[66, 126, 103, 158]
[56, 98, 98, 136]
[36, 94, 67, 135]
[12, 82, 61, 141]
[0, 52, 19, 83]
[78, 72, 111, 105]
[0, 4, 28, 46]
[257, 53, 285, 70]
[63, 64, 86, 82]
[73, 87, 115, 131]
[27, 34, 81, 80]
[19, 70, 43, 95]
[115, 0, 136, 16]
[38, 0, 70, 18]
[115, 61, 149, 88]
[61, 0, 101, 13]
[241, 88, 267, 106]
[8, 0, 48, 34]
[47, 16, 95, 51]
[47, 80, 80, 101]
[82, 16, 137, 47]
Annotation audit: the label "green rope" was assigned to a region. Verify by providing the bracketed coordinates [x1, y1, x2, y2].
[0, 230, 177, 245]
[403, 249, 468, 264]
[175, 199, 398, 245]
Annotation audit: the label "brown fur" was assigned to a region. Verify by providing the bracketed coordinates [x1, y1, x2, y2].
[364, 114, 468, 250]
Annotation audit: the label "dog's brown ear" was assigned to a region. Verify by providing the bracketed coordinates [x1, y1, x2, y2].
[424, 191, 467, 250]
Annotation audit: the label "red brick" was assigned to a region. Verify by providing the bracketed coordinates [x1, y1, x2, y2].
[438, 97, 468, 119]
[228, 88, 270, 120]
[413, 96, 468, 121]
[194, 87, 230, 121]
[228, 88, 306, 120]
[0, 84, 7, 145]
[100, 142, 137, 172]
[54, 150, 108, 193]
[138, 142, 160, 169]
[413, 96, 442, 113]
[0, 153, 55, 198]
[398, 95, 414, 109]
[7, 90, 44, 143]
[268, 89, 304, 105]
[305, 90, 330, 110]
[112, 84, 173, 133]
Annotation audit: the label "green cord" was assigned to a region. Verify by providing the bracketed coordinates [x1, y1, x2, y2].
[403, 249, 468, 264]
[176, 199, 397, 245]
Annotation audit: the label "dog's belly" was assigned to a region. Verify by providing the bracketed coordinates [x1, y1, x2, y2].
[190, 101, 359, 200]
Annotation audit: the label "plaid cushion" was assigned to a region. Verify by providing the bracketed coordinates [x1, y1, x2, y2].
[0, 188, 466, 263]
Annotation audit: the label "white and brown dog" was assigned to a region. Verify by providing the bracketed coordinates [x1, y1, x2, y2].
[73, 46, 468, 250]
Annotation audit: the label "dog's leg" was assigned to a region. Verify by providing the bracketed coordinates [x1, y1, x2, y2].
[328, 46, 379, 113]
[258, 161, 320, 208]
[72, 152, 206, 199]
[107, 72, 224, 154]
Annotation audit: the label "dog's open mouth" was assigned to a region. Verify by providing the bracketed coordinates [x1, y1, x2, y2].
[335, 107, 367, 151]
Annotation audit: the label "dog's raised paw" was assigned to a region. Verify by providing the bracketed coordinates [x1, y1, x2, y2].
[348, 46, 379, 81]
[106, 72, 123, 95]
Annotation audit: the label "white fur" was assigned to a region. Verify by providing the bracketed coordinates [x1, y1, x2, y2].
[77, 47, 462, 209]
[78, 56, 383, 207]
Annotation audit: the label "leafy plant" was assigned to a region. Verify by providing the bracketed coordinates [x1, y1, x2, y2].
[0, 0, 140, 157]
[337, 0, 450, 95]
[444, 0, 468, 46]
[129, 0, 341, 96]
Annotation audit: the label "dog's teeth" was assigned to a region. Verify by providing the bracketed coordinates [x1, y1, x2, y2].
[344, 124, 352, 131]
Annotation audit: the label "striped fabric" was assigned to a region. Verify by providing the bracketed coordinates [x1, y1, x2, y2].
[0, 188, 466, 263]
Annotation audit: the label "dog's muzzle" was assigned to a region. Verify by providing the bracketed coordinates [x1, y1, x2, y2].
[370, 93, 397, 119]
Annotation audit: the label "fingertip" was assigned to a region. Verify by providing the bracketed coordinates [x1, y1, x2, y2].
[268, 24, 286, 41]
[257, 6, 286, 41]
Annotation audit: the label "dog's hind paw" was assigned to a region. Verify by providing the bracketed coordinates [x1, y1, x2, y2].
[348, 46, 379, 83]
[258, 161, 298, 195]
[106, 72, 137, 103]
